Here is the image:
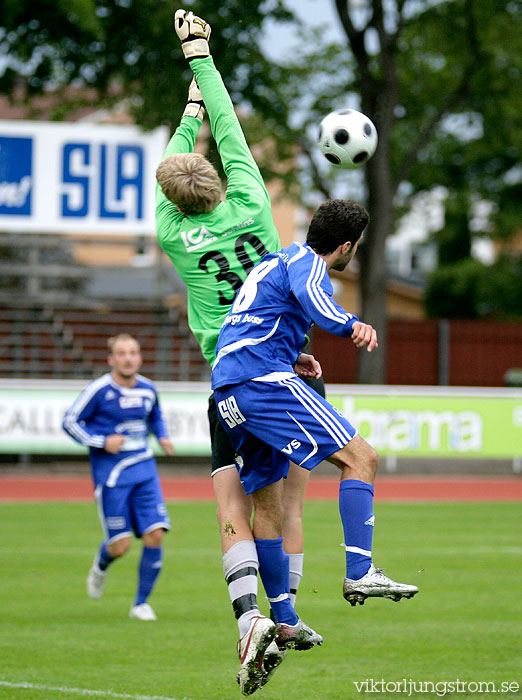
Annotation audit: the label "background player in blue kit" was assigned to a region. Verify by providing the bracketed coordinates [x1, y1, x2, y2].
[63, 333, 174, 621]
[212, 199, 419, 637]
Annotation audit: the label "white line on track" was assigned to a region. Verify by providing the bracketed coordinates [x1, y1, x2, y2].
[0, 681, 191, 700]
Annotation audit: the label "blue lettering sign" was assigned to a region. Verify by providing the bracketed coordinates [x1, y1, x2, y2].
[61, 142, 144, 222]
[99, 144, 144, 220]
[0, 136, 33, 216]
[61, 143, 90, 217]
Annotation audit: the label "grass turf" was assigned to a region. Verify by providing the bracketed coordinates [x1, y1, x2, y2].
[0, 500, 521, 700]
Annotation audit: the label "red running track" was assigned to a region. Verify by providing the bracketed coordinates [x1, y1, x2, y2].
[1, 476, 521, 501]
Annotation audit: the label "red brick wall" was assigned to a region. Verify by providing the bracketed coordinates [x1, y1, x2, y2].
[448, 320, 521, 386]
[309, 320, 522, 387]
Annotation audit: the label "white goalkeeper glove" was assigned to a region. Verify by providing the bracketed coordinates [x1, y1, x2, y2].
[182, 77, 205, 120]
[174, 9, 211, 61]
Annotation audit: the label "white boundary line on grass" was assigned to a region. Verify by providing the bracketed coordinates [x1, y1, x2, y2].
[0, 681, 192, 700]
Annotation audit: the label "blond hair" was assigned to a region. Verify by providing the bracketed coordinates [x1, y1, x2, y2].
[156, 153, 222, 215]
[107, 333, 140, 353]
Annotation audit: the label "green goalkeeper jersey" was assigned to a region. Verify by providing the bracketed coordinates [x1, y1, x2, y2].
[156, 57, 281, 365]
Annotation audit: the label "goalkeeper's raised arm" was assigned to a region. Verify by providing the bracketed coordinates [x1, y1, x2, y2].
[155, 8, 280, 363]
[173, 9, 269, 203]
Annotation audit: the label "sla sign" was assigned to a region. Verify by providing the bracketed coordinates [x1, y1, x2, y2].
[0, 120, 168, 234]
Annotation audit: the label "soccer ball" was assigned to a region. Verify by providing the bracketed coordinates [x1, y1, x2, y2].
[318, 109, 378, 169]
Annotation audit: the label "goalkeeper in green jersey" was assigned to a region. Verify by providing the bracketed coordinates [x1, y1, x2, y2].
[156, 9, 323, 695]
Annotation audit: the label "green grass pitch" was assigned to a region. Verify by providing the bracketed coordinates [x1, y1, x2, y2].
[1, 499, 521, 700]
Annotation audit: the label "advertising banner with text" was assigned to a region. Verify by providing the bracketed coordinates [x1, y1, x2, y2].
[0, 381, 210, 455]
[328, 387, 521, 459]
[0, 120, 168, 234]
[0, 381, 520, 459]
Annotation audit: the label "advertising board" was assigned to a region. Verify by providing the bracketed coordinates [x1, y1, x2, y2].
[0, 120, 168, 234]
[0, 381, 520, 462]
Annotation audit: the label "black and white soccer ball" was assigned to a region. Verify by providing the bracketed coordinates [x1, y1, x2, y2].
[318, 109, 378, 169]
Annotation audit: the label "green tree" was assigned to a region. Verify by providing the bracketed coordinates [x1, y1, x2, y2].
[1, 0, 520, 381]
[220, 0, 522, 379]
[0, 1, 294, 129]
[313, 0, 521, 379]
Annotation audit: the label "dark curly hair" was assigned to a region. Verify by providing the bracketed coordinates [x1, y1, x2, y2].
[306, 199, 369, 254]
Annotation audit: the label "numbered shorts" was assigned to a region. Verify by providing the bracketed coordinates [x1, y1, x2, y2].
[94, 474, 170, 544]
[207, 376, 326, 477]
[213, 375, 357, 495]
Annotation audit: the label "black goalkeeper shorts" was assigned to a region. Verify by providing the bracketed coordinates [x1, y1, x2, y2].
[207, 375, 326, 476]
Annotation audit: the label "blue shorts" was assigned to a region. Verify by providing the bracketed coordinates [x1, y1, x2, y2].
[94, 474, 170, 544]
[214, 375, 357, 494]
[207, 376, 326, 477]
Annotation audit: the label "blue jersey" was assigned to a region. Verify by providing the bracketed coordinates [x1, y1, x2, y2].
[63, 373, 169, 488]
[211, 242, 359, 388]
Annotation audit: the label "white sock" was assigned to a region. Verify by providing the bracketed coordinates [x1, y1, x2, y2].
[223, 540, 260, 638]
[288, 552, 304, 608]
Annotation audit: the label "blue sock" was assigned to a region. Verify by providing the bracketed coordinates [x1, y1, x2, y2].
[255, 537, 298, 626]
[97, 542, 114, 571]
[135, 546, 163, 606]
[339, 479, 374, 580]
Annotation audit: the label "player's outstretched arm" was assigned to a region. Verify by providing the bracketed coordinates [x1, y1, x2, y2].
[174, 9, 211, 60]
[156, 77, 204, 212]
[289, 252, 361, 339]
[173, 8, 268, 201]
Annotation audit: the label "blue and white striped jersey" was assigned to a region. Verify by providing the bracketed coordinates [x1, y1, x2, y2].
[62, 373, 169, 487]
[211, 242, 359, 389]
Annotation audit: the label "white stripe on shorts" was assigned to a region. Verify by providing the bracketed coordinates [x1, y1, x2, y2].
[281, 377, 353, 448]
[288, 378, 354, 445]
[211, 463, 236, 477]
[94, 484, 109, 540]
[286, 412, 318, 465]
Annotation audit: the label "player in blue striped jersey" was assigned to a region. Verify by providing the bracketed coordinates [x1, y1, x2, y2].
[63, 333, 174, 621]
[212, 199, 418, 629]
